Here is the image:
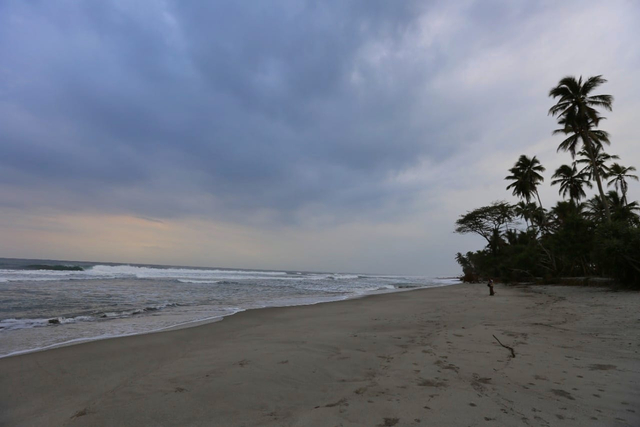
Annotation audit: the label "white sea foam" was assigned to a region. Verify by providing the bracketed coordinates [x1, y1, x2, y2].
[177, 279, 222, 284]
[0, 308, 246, 359]
[0, 265, 372, 283]
[88, 265, 288, 279]
[0, 269, 87, 282]
[316, 274, 362, 281]
[0, 260, 461, 357]
[0, 315, 96, 331]
[0, 318, 51, 331]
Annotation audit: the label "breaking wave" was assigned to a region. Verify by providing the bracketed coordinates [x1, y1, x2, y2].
[0, 302, 180, 332]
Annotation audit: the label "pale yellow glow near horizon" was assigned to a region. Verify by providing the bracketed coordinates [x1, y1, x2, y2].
[0, 206, 456, 275]
[2, 212, 164, 262]
[0, 211, 268, 267]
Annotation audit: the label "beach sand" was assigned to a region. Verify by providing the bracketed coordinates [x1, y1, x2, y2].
[1, 283, 638, 426]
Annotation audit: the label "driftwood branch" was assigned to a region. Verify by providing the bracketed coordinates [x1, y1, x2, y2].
[493, 335, 516, 358]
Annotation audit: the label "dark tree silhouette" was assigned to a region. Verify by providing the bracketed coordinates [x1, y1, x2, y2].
[454, 201, 517, 250]
[607, 163, 638, 205]
[505, 155, 546, 209]
[549, 75, 614, 221]
[551, 164, 592, 202]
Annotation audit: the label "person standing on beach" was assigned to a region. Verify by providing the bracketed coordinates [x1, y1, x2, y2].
[488, 279, 495, 296]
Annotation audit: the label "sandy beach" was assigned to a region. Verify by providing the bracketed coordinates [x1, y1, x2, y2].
[1, 283, 638, 426]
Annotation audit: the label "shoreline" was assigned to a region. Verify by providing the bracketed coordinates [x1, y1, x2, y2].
[1, 283, 638, 426]
[0, 282, 456, 360]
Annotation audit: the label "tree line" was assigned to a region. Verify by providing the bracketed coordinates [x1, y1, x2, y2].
[455, 76, 640, 287]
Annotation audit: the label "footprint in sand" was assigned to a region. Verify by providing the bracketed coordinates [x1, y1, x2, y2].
[354, 387, 367, 395]
[324, 398, 349, 408]
[417, 378, 447, 388]
[588, 364, 617, 371]
[472, 375, 492, 385]
[551, 389, 575, 400]
[70, 408, 88, 419]
[435, 360, 459, 373]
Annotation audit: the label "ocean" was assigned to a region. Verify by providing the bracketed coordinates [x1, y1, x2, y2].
[0, 258, 459, 358]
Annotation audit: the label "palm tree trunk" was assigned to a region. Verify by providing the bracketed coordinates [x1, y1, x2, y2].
[582, 132, 612, 222]
[593, 171, 611, 221]
[535, 191, 544, 211]
[534, 190, 547, 232]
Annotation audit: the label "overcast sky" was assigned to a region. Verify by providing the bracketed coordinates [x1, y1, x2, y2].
[1, 0, 639, 275]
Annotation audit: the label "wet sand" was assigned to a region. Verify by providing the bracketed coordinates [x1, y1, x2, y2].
[1, 283, 638, 426]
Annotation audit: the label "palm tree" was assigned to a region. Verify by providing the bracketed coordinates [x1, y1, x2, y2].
[549, 75, 614, 221]
[607, 191, 640, 225]
[607, 163, 638, 205]
[548, 200, 584, 229]
[575, 147, 619, 181]
[585, 191, 640, 225]
[553, 116, 611, 158]
[584, 195, 606, 223]
[514, 201, 537, 229]
[505, 155, 546, 209]
[551, 164, 592, 202]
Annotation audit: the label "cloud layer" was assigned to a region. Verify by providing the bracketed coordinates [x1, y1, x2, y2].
[1, 0, 639, 274]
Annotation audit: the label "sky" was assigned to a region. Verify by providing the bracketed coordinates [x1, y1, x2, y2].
[1, 0, 639, 276]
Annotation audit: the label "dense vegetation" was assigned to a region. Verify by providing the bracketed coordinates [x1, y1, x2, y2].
[455, 76, 640, 287]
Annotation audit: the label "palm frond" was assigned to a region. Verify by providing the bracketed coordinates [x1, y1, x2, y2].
[581, 75, 606, 94]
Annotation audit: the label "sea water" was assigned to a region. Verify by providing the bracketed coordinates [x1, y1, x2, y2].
[0, 258, 459, 357]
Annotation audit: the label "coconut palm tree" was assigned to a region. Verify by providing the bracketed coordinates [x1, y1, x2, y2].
[514, 201, 536, 229]
[548, 200, 585, 229]
[607, 163, 638, 205]
[553, 116, 611, 159]
[584, 195, 607, 223]
[505, 155, 546, 209]
[549, 75, 614, 221]
[551, 164, 592, 202]
[607, 191, 640, 225]
[585, 191, 640, 225]
[576, 147, 619, 181]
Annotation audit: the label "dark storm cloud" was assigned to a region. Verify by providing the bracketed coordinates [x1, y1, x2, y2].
[1, 0, 451, 223]
[3, 0, 636, 227]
